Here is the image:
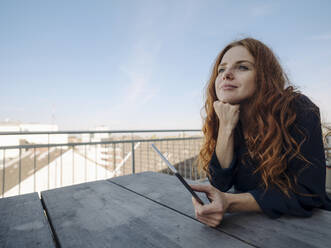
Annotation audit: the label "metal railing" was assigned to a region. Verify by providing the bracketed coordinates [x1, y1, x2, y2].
[0, 129, 204, 198]
[0, 129, 201, 137]
[2, 128, 330, 198]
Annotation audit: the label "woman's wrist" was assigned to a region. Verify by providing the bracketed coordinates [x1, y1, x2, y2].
[217, 127, 234, 145]
[224, 192, 237, 213]
[224, 192, 262, 213]
[219, 125, 235, 136]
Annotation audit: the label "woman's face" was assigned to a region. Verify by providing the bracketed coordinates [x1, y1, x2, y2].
[215, 46, 256, 104]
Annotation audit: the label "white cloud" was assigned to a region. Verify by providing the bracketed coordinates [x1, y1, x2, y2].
[110, 39, 161, 125]
[118, 41, 161, 106]
[120, 69, 158, 106]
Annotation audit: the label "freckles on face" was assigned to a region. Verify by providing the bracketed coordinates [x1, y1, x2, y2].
[214, 46, 256, 104]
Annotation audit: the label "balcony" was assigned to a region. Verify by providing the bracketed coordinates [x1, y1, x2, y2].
[0, 129, 204, 198]
[1, 128, 331, 199]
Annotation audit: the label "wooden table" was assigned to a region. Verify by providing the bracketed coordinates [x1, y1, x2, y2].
[0, 192, 54, 247]
[1, 172, 331, 247]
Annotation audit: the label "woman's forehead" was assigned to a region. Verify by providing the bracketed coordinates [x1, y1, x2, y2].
[220, 46, 255, 65]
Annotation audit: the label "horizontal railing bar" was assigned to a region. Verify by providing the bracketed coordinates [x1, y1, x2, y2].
[0, 136, 202, 150]
[0, 129, 201, 136]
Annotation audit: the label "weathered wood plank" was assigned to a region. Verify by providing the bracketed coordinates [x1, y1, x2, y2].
[0, 193, 55, 248]
[109, 171, 206, 217]
[109, 172, 331, 248]
[41, 180, 253, 248]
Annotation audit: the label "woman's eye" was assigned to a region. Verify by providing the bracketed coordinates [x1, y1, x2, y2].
[218, 68, 225, 74]
[238, 65, 248, 70]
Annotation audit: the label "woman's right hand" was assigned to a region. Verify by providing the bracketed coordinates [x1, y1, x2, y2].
[213, 101, 240, 131]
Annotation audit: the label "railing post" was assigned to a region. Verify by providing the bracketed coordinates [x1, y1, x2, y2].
[95, 145, 98, 179]
[72, 145, 75, 184]
[48, 134, 50, 189]
[34, 147, 36, 192]
[19, 148, 21, 194]
[2, 149, 5, 198]
[60, 146, 63, 187]
[132, 142, 135, 174]
[84, 145, 87, 182]
[113, 143, 116, 172]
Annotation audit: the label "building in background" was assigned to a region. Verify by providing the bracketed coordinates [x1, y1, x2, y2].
[0, 121, 68, 159]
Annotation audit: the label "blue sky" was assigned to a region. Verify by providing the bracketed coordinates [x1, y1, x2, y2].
[1, 0, 331, 130]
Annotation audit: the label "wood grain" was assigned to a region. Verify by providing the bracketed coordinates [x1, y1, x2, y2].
[0, 193, 55, 248]
[109, 172, 331, 248]
[41, 179, 253, 248]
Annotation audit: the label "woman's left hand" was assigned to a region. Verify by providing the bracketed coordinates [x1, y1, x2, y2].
[190, 184, 229, 227]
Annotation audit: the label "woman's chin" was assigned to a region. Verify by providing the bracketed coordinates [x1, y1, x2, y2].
[219, 97, 240, 105]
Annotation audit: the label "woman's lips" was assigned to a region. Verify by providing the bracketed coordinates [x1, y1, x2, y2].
[221, 84, 238, 90]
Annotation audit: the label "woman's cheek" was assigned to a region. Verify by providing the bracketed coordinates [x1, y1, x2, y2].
[215, 84, 222, 100]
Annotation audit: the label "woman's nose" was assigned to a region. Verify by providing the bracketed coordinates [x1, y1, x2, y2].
[222, 69, 234, 80]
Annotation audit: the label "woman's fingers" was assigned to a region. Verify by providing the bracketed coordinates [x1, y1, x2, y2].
[191, 185, 227, 227]
[196, 215, 222, 228]
[213, 101, 240, 130]
[192, 197, 224, 227]
[198, 202, 225, 215]
[190, 184, 213, 193]
[192, 197, 201, 210]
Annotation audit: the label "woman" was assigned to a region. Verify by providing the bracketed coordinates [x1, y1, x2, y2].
[191, 38, 331, 227]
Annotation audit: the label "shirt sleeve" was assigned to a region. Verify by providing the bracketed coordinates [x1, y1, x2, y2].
[249, 106, 331, 219]
[208, 151, 237, 192]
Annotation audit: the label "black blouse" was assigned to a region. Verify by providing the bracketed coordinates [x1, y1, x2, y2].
[208, 94, 331, 218]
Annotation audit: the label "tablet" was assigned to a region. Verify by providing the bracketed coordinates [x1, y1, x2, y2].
[151, 144, 205, 205]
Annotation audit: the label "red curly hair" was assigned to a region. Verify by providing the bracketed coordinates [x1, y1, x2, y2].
[198, 38, 313, 197]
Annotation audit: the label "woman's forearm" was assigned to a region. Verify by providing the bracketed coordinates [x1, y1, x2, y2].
[215, 127, 235, 169]
[225, 192, 262, 213]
